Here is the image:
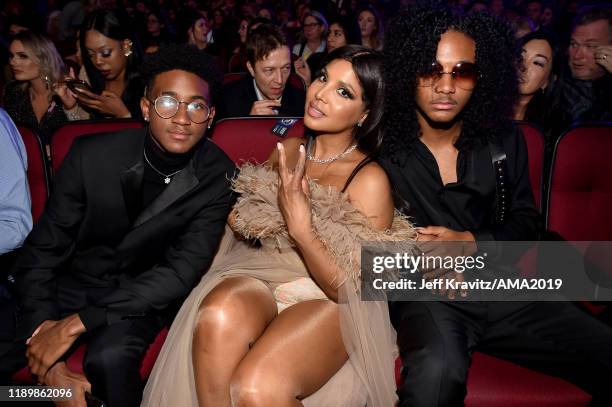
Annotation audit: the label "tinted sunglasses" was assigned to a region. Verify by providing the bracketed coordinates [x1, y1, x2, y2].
[419, 61, 478, 90]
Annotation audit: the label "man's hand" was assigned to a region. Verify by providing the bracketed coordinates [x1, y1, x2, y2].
[26, 314, 86, 378]
[294, 57, 312, 85]
[249, 100, 281, 116]
[595, 45, 612, 74]
[43, 362, 91, 407]
[417, 226, 475, 243]
[417, 226, 475, 299]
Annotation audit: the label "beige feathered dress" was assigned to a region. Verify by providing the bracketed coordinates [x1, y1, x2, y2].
[142, 165, 416, 406]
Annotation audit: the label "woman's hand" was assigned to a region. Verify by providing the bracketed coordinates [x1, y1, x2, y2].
[277, 142, 313, 243]
[293, 57, 312, 85]
[53, 67, 78, 110]
[74, 89, 131, 117]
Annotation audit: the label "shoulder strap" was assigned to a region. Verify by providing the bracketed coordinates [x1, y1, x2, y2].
[488, 138, 509, 224]
[341, 156, 374, 193]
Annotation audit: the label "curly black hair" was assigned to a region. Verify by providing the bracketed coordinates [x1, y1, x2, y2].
[140, 44, 222, 105]
[382, 3, 521, 163]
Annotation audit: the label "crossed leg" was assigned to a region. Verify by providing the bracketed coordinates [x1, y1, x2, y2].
[192, 276, 278, 406]
[230, 299, 347, 407]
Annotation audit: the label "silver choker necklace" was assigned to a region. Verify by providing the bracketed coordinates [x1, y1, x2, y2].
[143, 149, 182, 184]
[307, 142, 358, 164]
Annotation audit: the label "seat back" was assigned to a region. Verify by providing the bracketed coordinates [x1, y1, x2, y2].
[223, 72, 247, 85]
[51, 120, 143, 173]
[17, 126, 50, 223]
[546, 122, 612, 240]
[516, 121, 545, 211]
[211, 117, 305, 164]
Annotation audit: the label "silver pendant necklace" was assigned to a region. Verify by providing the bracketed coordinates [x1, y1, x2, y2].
[306, 141, 358, 164]
[143, 149, 182, 184]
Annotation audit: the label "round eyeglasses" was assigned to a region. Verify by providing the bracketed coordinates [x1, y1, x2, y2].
[418, 62, 479, 90]
[149, 95, 211, 123]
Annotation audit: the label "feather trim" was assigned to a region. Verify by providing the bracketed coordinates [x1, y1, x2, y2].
[231, 164, 417, 284]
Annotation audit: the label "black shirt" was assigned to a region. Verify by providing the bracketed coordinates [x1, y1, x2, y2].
[3, 80, 68, 145]
[381, 125, 540, 242]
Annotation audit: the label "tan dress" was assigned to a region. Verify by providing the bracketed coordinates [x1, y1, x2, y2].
[141, 165, 416, 406]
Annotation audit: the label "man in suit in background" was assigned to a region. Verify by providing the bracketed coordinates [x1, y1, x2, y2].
[217, 24, 306, 119]
[0, 44, 236, 407]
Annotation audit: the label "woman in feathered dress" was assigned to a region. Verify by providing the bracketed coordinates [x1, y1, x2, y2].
[142, 45, 416, 407]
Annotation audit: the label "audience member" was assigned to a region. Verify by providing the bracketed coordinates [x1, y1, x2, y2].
[217, 24, 305, 119]
[292, 11, 328, 61]
[76, 9, 144, 119]
[228, 16, 271, 74]
[513, 30, 560, 127]
[555, 5, 612, 127]
[143, 9, 175, 54]
[358, 6, 384, 50]
[295, 16, 361, 85]
[3, 31, 75, 146]
[524, 0, 544, 30]
[0, 44, 235, 407]
[0, 107, 31, 257]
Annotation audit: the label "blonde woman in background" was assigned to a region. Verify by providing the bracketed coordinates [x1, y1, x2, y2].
[4, 30, 80, 149]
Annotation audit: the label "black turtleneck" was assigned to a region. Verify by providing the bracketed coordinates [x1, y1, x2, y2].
[141, 130, 199, 208]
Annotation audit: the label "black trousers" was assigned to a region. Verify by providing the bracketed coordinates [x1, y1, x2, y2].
[391, 301, 612, 407]
[0, 281, 165, 407]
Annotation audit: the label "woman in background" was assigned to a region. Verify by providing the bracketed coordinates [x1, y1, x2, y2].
[294, 16, 360, 85]
[358, 7, 383, 50]
[76, 9, 144, 119]
[4, 31, 76, 147]
[292, 11, 328, 61]
[513, 30, 560, 127]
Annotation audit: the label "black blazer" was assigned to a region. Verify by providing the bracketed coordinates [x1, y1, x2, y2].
[13, 128, 236, 339]
[216, 76, 306, 119]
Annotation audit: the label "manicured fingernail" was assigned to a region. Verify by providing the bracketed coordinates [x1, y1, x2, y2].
[277, 142, 282, 150]
[299, 144, 305, 152]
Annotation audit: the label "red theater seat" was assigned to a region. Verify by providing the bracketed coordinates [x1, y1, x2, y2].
[546, 123, 612, 241]
[50, 119, 143, 174]
[211, 117, 305, 164]
[465, 353, 589, 407]
[546, 122, 612, 316]
[17, 126, 50, 223]
[517, 121, 545, 211]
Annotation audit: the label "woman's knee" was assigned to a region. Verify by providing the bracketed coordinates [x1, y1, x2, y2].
[194, 277, 276, 342]
[230, 363, 295, 406]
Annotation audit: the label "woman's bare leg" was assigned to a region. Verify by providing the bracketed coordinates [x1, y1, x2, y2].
[230, 300, 348, 407]
[193, 276, 277, 406]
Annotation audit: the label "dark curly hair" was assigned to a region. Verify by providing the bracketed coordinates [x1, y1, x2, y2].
[382, 3, 521, 163]
[140, 44, 222, 106]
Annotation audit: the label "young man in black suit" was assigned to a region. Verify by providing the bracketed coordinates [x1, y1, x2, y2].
[382, 5, 612, 406]
[0, 45, 236, 406]
[216, 24, 306, 119]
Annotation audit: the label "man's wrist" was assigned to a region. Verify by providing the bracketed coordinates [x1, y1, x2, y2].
[64, 314, 86, 336]
[461, 231, 476, 242]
